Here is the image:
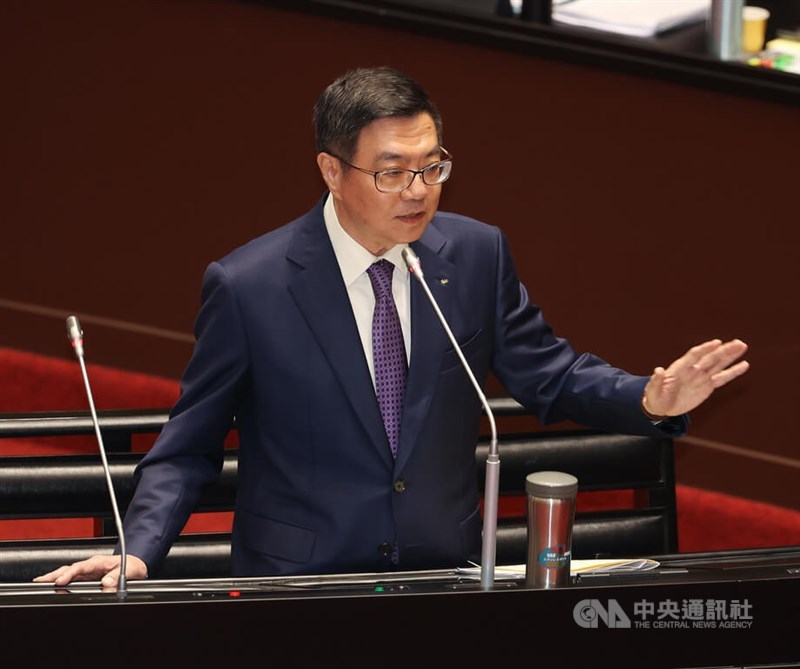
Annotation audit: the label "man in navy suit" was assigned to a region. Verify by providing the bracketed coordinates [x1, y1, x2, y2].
[37, 67, 749, 588]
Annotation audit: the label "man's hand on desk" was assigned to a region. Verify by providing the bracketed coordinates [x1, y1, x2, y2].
[642, 338, 750, 419]
[33, 554, 148, 591]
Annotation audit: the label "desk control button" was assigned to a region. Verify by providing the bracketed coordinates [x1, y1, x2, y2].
[393, 479, 407, 493]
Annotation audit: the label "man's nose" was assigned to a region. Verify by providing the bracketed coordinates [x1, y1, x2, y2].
[401, 172, 428, 199]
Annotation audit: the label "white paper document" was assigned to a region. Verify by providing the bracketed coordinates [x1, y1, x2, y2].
[457, 558, 660, 580]
[552, 0, 711, 38]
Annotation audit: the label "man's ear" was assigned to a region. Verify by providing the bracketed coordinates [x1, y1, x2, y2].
[316, 152, 341, 196]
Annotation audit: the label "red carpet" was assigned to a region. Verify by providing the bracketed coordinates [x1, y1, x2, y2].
[2, 347, 799, 551]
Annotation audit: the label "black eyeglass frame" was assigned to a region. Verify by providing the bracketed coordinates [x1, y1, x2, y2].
[326, 147, 453, 193]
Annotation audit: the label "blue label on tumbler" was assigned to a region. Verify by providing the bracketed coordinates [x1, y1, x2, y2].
[538, 544, 570, 569]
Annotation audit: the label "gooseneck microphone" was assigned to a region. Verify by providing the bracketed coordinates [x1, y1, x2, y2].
[66, 316, 128, 599]
[401, 247, 500, 590]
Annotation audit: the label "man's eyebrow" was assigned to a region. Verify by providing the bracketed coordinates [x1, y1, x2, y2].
[374, 147, 441, 163]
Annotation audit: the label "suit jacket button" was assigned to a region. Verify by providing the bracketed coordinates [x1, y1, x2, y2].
[378, 543, 393, 558]
[393, 479, 406, 493]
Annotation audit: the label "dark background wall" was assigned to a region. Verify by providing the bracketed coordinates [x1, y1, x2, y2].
[1, 0, 798, 511]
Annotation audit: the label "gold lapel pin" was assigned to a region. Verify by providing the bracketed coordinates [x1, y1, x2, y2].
[439, 278, 449, 285]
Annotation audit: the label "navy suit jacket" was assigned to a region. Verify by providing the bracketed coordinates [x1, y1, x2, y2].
[124, 196, 687, 577]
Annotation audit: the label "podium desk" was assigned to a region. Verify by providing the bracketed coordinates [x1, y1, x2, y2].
[1, 547, 798, 668]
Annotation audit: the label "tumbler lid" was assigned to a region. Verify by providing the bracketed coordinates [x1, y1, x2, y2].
[525, 471, 578, 498]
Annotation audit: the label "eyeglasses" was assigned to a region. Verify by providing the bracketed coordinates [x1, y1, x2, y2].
[329, 147, 453, 193]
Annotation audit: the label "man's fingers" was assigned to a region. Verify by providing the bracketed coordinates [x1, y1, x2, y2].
[34, 563, 95, 585]
[32, 555, 121, 585]
[100, 556, 148, 589]
[645, 366, 663, 384]
[693, 339, 749, 375]
[101, 567, 122, 589]
[32, 565, 71, 583]
[711, 359, 751, 388]
[664, 339, 722, 375]
[645, 340, 749, 418]
[685, 339, 723, 365]
[56, 557, 113, 585]
[32, 554, 147, 590]
[669, 339, 747, 377]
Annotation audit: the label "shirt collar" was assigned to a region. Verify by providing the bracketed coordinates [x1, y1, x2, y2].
[323, 193, 409, 287]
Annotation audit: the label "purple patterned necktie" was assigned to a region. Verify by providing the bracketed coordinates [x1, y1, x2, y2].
[366, 260, 407, 458]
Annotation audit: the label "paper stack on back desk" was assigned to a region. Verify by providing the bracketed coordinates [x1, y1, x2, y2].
[552, 0, 710, 38]
[457, 558, 660, 580]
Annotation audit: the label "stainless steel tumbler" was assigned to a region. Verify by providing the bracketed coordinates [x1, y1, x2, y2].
[709, 0, 744, 60]
[525, 471, 578, 588]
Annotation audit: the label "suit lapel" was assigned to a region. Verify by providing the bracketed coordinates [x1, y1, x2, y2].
[395, 226, 454, 473]
[284, 202, 457, 472]
[286, 200, 392, 467]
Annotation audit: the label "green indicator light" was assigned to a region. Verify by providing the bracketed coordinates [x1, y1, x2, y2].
[374, 586, 385, 592]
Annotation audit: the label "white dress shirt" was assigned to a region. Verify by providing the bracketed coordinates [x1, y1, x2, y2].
[323, 194, 412, 387]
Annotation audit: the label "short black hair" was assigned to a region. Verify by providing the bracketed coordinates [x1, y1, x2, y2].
[314, 67, 443, 161]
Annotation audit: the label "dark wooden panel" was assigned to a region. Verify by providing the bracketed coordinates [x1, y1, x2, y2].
[0, 0, 797, 514]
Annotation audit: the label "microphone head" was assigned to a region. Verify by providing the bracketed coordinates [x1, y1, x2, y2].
[66, 315, 84, 357]
[401, 246, 424, 280]
[66, 315, 83, 342]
